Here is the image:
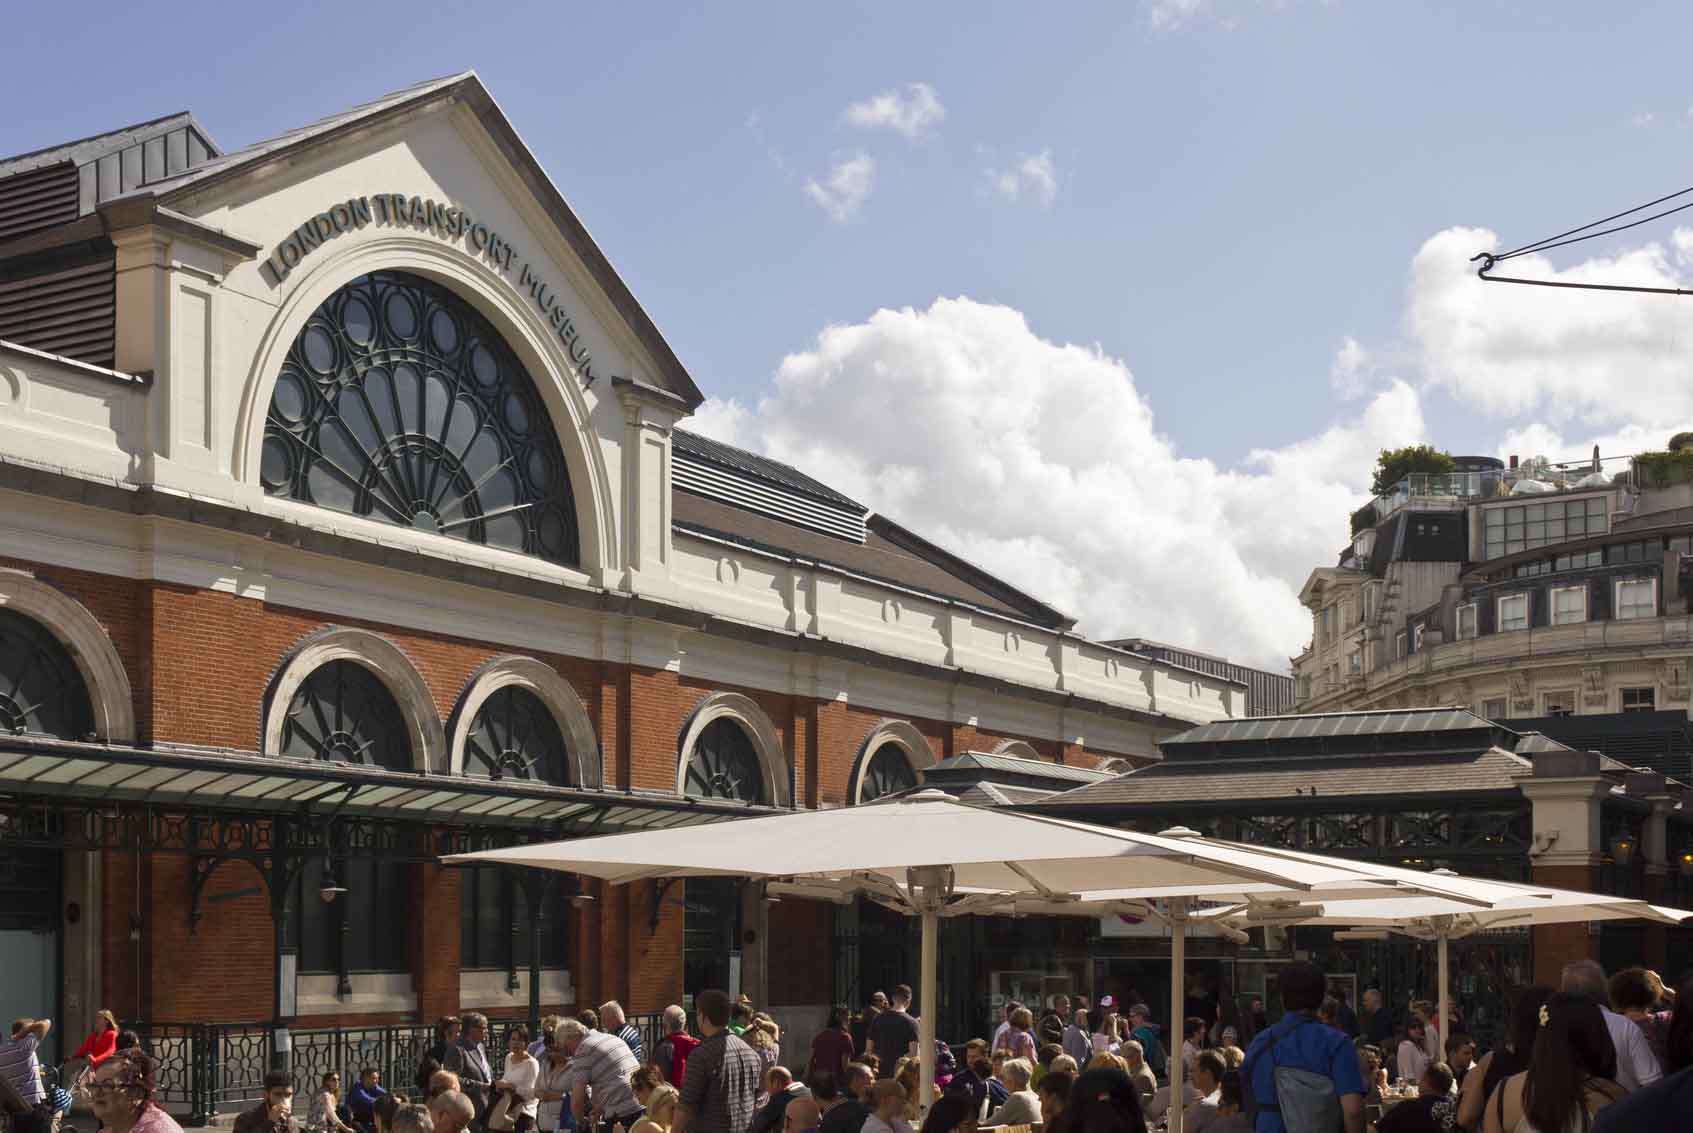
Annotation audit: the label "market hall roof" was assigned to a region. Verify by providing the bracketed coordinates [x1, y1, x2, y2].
[6, 71, 707, 409]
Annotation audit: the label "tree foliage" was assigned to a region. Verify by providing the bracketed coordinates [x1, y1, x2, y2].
[1370, 445, 1456, 497]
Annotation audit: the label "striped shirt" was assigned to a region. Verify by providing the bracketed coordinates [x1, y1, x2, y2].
[616, 1023, 647, 1065]
[678, 1030, 762, 1133]
[561, 1030, 641, 1120]
[0, 1033, 43, 1105]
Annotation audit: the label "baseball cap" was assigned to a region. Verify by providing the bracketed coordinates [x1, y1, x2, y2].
[1098, 995, 1115, 1008]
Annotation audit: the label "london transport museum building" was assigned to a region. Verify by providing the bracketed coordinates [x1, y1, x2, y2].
[0, 75, 1683, 1117]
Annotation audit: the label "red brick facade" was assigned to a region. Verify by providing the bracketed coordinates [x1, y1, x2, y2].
[12, 557, 1126, 1023]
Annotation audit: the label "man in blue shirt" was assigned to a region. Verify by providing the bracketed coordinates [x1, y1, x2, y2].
[1242, 963, 1364, 1133]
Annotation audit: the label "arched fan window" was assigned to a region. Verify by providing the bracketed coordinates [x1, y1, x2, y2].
[0, 609, 94, 739]
[859, 741, 919, 802]
[683, 717, 766, 803]
[463, 686, 572, 786]
[261, 271, 579, 565]
[280, 660, 412, 771]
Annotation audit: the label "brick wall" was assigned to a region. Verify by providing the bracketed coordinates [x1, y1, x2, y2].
[6, 561, 1134, 1026]
[1532, 863, 1600, 985]
[766, 899, 834, 1007]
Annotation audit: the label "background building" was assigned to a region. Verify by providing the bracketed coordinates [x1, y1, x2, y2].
[0, 73, 1242, 1101]
[1108, 638, 1294, 717]
[1294, 449, 1693, 736]
[1032, 707, 1693, 1044]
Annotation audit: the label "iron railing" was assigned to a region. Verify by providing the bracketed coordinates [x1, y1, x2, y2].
[124, 1013, 666, 1127]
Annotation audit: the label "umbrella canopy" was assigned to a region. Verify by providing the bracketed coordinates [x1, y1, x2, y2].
[444, 790, 1553, 1133]
[1203, 873, 1693, 1060]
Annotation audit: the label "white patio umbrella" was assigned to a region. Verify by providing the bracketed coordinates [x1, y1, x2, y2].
[1204, 869, 1693, 1055]
[446, 789, 1522, 1132]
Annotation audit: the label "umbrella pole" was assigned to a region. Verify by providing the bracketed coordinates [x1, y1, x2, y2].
[1168, 897, 1188, 1133]
[1437, 929, 1450, 1068]
[920, 902, 938, 1111]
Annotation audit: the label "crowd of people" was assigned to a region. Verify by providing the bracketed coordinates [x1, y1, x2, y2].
[6, 957, 1691, 1133]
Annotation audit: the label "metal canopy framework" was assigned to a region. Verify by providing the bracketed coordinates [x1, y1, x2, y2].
[0, 733, 771, 833]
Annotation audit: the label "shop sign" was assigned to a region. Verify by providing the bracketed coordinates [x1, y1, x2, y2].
[260, 193, 596, 385]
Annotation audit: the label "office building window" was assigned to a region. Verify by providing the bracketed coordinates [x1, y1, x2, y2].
[1396, 631, 1407, 660]
[1621, 687, 1656, 713]
[1413, 624, 1426, 652]
[1456, 604, 1478, 641]
[1482, 496, 1607, 559]
[1498, 594, 1530, 632]
[1482, 697, 1508, 719]
[1615, 579, 1656, 621]
[1543, 689, 1576, 717]
[1551, 586, 1587, 626]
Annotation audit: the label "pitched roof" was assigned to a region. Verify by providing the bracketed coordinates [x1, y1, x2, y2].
[955, 782, 1058, 807]
[1162, 707, 1491, 748]
[108, 72, 706, 408]
[926, 751, 1112, 785]
[673, 429, 863, 512]
[672, 489, 1073, 627]
[1037, 746, 1532, 808]
[0, 111, 216, 180]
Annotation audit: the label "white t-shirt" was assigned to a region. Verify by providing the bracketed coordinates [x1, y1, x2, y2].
[504, 1053, 540, 1119]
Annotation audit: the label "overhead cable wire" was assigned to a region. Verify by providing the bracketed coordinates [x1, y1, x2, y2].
[1472, 179, 1693, 295]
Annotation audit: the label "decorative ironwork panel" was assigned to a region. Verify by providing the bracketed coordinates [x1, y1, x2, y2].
[1388, 811, 1453, 851]
[0, 608, 94, 739]
[262, 271, 579, 566]
[1238, 814, 1298, 849]
[860, 741, 918, 802]
[1304, 813, 1375, 852]
[683, 718, 764, 802]
[1456, 809, 1530, 855]
[464, 686, 572, 785]
[281, 661, 412, 771]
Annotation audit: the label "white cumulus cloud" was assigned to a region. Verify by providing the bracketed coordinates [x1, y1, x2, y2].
[688, 297, 1423, 670]
[842, 82, 946, 139]
[986, 150, 1059, 207]
[1409, 225, 1693, 428]
[803, 154, 876, 223]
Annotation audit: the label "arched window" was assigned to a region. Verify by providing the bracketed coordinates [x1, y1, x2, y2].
[261, 270, 579, 565]
[683, 717, 766, 803]
[859, 741, 920, 803]
[0, 609, 94, 739]
[463, 686, 572, 785]
[280, 660, 412, 771]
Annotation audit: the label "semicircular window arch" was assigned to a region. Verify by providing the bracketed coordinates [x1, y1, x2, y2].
[463, 685, 573, 786]
[859, 741, 920, 803]
[280, 660, 412, 771]
[0, 609, 94, 740]
[261, 270, 579, 566]
[684, 717, 767, 803]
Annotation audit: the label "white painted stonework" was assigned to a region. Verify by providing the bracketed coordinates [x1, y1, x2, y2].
[0, 83, 1241, 756]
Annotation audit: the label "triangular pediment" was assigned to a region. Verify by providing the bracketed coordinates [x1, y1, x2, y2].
[141, 72, 704, 408]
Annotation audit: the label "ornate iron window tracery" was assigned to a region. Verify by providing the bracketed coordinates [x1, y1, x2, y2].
[684, 717, 765, 802]
[262, 271, 579, 566]
[280, 660, 412, 771]
[0, 609, 94, 740]
[463, 686, 572, 786]
[860, 741, 919, 802]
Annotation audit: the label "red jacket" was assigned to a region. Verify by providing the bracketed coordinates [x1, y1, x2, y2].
[656, 1031, 701, 1088]
[74, 1028, 117, 1065]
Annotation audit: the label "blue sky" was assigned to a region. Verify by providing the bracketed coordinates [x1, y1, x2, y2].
[10, 1, 1693, 665]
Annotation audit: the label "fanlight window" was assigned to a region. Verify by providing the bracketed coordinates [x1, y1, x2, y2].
[464, 686, 572, 785]
[280, 660, 411, 771]
[684, 717, 765, 803]
[0, 609, 93, 739]
[261, 271, 579, 565]
[860, 741, 919, 802]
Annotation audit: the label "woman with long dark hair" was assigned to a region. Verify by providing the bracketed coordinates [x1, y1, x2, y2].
[1482, 993, 1623, 1133]
[1456, 986, 1551, 1131]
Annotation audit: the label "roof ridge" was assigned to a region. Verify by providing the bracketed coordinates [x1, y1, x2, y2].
[0, 109, 200, 168]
